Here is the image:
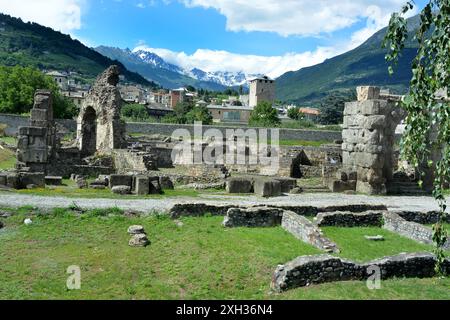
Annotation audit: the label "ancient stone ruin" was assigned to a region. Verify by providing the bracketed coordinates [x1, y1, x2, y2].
[77, 65, 126, 156]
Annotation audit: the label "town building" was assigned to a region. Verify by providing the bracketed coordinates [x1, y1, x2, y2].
[63, 90, 88, 108]
[119, 85, 144, 103]
[46, 71, 68, 91]
[207, 105, 253, 123]
[299, 107, 321, 122]
[249, 76, 275, 108]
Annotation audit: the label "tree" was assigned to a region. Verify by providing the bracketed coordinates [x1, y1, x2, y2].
[287, 106, 301, 120]
[186, 106, 213, 125]
[121, 103, 154, 122]
[249, 101, 281, 127]
[384, 1, 449, 275]
[319, 91, 356, 125]
[0, 65, 77, 119]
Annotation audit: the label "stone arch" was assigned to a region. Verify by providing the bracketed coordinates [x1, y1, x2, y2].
[79, 106, 97, 156]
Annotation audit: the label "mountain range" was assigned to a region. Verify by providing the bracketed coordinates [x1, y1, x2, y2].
[95, 46, 260, 91]
[275, 14, 421, 105]
[0, 13, 155, 87]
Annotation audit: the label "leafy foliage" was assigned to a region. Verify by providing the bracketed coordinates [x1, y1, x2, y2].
[384, 0, 449, 275]
[0, 65, 77, 119]
[121, 103, 156, 122]
[318, 91, 357, 125]
[162, 102, 212, 125]
[287, 106, 302, 120]
[0, 13, 154, 86]
[249, 101, 281, 127]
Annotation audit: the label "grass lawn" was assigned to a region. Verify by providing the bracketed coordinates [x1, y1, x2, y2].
[0, 148, 16, 170]
[0, 207, 448, 300]
[7, 179, 202, 200]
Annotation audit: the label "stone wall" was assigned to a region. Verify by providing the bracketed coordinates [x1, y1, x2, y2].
[395, 210, 450, 224]
[337, 86, 406, 194]
[314, 211, 384, 227]
[222, 207, 284, 228]
[281, 210, 340, 253]
[383, 212, 450, 249]
[271, 252, 450, 292]
[1, 116, 343, 142]
[112, 149, 157, 174]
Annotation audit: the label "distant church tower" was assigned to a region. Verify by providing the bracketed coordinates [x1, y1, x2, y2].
[249, 76, 276, 108]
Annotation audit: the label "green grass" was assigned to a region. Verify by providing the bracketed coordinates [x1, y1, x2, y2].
[278, 139, 330, 147]
[0, 148, 16, 170]
[0, 207, 448, 300]
[7, 179, 201, 199]
[322, 227, 433, 262]
[0, 136, 17, 145]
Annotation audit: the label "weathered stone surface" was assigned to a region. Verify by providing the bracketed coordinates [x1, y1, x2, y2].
[109, 174, 133, 188]
[290, 187, 303, 194]
[314, 211, 384, 227]
[76, 177, 88, 189]
[273, 177, 297, 193]
[223, 207, 283, 228]
[281, 210, 339, 253]
[129, 234, 150, 247]
[383, 212, 450, 249]
[45, 176, 62, 186]
[0, 174, 7, 186]
[77, 66, 126, 155]
[357, 86, 380, 101]
[271, 252, 450, 292]
[159, 176, 174, 190]
[254, 179, 281, 198]
[111, 185, 131, 195]
[135, 176, 150, 195]
[127, 225, 145, 235]
[149, 177, 162, 194]
[328, 180, 356, 193]
[226, 177, 253, 194]
[20, 173, 45, 188]
[394, 210, 450, 224]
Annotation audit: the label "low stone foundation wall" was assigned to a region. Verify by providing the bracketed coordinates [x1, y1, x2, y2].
[222, 207, 284, 228]
[271, 252, 450, 292]
[314, 211, 384, 227]
[170, 203, 240, 218]
[281, 210, 339, 253]
[395, 210, 450, 224]
[383, 212, 450, 249]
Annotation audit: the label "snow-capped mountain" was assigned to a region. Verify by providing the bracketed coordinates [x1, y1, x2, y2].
[133, 50, 183, 74]
[186, 68, 261, 87]
[96, 46, 259, 90]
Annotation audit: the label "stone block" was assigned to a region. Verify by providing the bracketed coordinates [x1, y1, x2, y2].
[360, 100, 388, 115]
[226, 177, 253, 194]
[363, 115, 386, 129]
[328, 180, 356, 193]
[159, 176, 174, 190]
[45, 176, 63, 186]
[314, 211, 384, 227]
[109, 174, 133, 188]
[273, 177, 297, 193]
[18, 126, 46, 137]
[111, 185, 131, 195]
[135, 176, 150, 195]
[30, 109, 50, 122]
[254, 179, 281, 198]
[0, 174, 7, 186]
[149, 177, 162, 194]
[20, 172, 45, 188]
[356, 181, 386, 195]
[344, 101, 359, 116]
[357, 86, 380, 101]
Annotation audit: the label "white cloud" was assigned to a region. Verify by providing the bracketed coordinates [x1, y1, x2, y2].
[134, 44, 346, 78]
[179, 0, 408, 37]
[0, 0, 84, 33]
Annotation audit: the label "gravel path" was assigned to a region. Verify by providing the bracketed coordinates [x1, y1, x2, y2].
[0, 192, 448, 214]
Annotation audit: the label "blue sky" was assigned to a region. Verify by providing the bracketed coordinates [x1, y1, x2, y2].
[0, 0, 427, 77]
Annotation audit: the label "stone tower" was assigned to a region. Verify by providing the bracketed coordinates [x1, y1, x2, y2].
[249, 76, 276, 108]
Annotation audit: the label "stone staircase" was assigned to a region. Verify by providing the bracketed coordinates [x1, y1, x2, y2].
[386, 179, 430, 195]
